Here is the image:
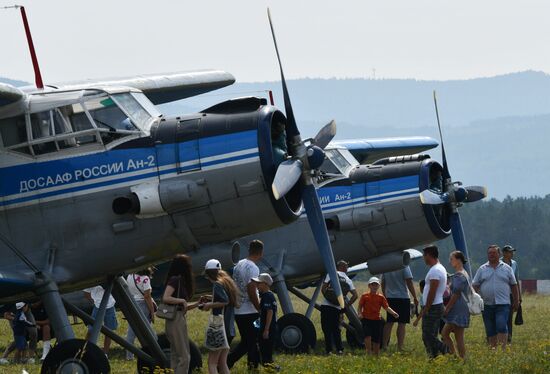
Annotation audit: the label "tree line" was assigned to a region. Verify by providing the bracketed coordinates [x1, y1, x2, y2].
[408, 195, 549, 280]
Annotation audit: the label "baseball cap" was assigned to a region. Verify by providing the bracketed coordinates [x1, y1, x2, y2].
[204, 259, 222, 271]
[368, 276, 381, 285]
[502, 245, 516, 252]
[15, 302, 26, 310]
[251, 273, 273, 286]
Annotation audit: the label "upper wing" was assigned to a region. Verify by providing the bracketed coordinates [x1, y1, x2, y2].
[35, 70, 236, 105]
[331, 137, 439, 164]
[0, 83, 25, 107]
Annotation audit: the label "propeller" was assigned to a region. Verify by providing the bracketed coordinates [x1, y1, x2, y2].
[422, 91, 488, 274]
[267, 9, 344, 308]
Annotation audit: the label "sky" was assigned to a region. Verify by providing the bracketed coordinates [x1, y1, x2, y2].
[1, 0, 550, 84]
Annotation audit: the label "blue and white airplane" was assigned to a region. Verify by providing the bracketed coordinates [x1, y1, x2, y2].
[0, 6, 487, 373]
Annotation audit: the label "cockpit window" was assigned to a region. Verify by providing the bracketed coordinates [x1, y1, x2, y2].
[83, 95, 138, 132]
[0, 89, 155, 157]
[326, 149, 352, 174]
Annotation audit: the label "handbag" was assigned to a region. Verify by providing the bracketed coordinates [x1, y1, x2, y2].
[460, 272, 484, 315]
[514, 303, 524, 325]
[205, 314, 229, 351]
[156, 277, 181, 321]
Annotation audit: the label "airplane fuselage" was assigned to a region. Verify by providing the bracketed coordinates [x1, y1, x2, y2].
[0, 94, 302, 301]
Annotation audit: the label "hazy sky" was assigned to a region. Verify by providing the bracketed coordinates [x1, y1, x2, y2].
[1, 0, 549, 84]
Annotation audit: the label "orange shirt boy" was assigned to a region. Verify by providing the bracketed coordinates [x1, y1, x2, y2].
[357, 277, 399, 355]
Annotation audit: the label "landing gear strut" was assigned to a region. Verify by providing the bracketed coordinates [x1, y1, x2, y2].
[271, 270, 365, 353]
[36, 274, 202, 373]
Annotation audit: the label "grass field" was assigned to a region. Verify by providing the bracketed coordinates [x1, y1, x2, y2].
[1, 284, 549, 373]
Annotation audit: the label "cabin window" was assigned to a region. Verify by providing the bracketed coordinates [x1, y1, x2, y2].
[1, 89, 149, 157]
[0, 115, 32, 154]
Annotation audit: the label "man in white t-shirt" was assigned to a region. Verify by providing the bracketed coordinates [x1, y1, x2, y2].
[227, 240, 263, 369]
[417, 245, 448, 358]
[83, 285, 117, 355]
[320, 260, 358, 354]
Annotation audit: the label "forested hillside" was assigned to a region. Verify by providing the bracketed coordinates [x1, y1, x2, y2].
[409, 195, 550, 280]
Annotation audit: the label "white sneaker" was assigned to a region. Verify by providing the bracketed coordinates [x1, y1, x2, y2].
[0, 358, 9, 364]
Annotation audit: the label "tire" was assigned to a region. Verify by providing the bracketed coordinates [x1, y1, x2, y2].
[276, 313, 316, 353]
[188, 340, 202, 372]
[345, 326, 364, 349]
[137, 334, 202, 374]
[41, 339, 109, 374]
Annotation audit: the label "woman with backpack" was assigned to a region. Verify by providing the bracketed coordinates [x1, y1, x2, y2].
[442, 251, 471, 358]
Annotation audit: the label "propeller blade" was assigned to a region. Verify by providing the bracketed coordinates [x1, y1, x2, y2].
[302, 183, 345, 308]
[312, 120, 337, 150]
[450, 211, 472, 275]
[272, 159, 303, 200]
[464, 185, 488, 203]
[433, 91, 451, 180]
[419, 189, 449, 205]
[267, 8, 299, 140]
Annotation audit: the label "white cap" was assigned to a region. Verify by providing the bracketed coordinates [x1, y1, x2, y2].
[205, 259, 222, 271]
[251, 273, 273, 286]
[368, 276, 381, 285]
[15, 302, 25, 310]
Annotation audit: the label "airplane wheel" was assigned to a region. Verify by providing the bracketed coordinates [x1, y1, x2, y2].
[276, 313, 316, 353]
[345, 326, 364, 349]
[188, 340, 202, 372]
[41, 339, 109, 374]
[137, 333, 202, 374]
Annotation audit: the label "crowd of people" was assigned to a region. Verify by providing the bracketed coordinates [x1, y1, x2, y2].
[319, 244, 521, 360]
[159, 240, 278, 374]
[1, 241, 522, 370]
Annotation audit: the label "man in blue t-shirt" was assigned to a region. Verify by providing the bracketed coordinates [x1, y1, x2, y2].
[381, 266, 418, 350]
[251, 273, 279, 370]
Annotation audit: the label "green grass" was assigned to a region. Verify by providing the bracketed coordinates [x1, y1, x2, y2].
[1, 285, 549, 373]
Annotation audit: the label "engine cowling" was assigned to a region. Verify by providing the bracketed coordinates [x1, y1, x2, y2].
[112, 97, 303, 247]
[366, 251, 411, 275]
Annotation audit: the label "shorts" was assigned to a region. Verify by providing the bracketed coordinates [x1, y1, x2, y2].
[14, 335, 27, 350]
[88, 306, 118, 331]
[361, 319, 383, 344]
[386, 298, 411, 324]
[482, 304, 510, 337]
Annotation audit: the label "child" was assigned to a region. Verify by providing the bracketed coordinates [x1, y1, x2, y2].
[357, 277, 399, 355]
[252, 273, 279, 370]
[12, 302, 34, 363]
[413, 280, 426, 326]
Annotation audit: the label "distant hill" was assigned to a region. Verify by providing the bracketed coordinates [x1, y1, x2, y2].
[0, 77, 27, 87]
[2, 72, 548, 198]
[161, 70, 550, 129]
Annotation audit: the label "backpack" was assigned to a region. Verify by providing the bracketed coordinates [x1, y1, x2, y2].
[322, 274, 351, 306]
[460, 273, 484, 315]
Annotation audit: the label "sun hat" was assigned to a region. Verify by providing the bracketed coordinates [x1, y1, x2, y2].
[251, 273, 273, 286]
[368, 276, 381, 285]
